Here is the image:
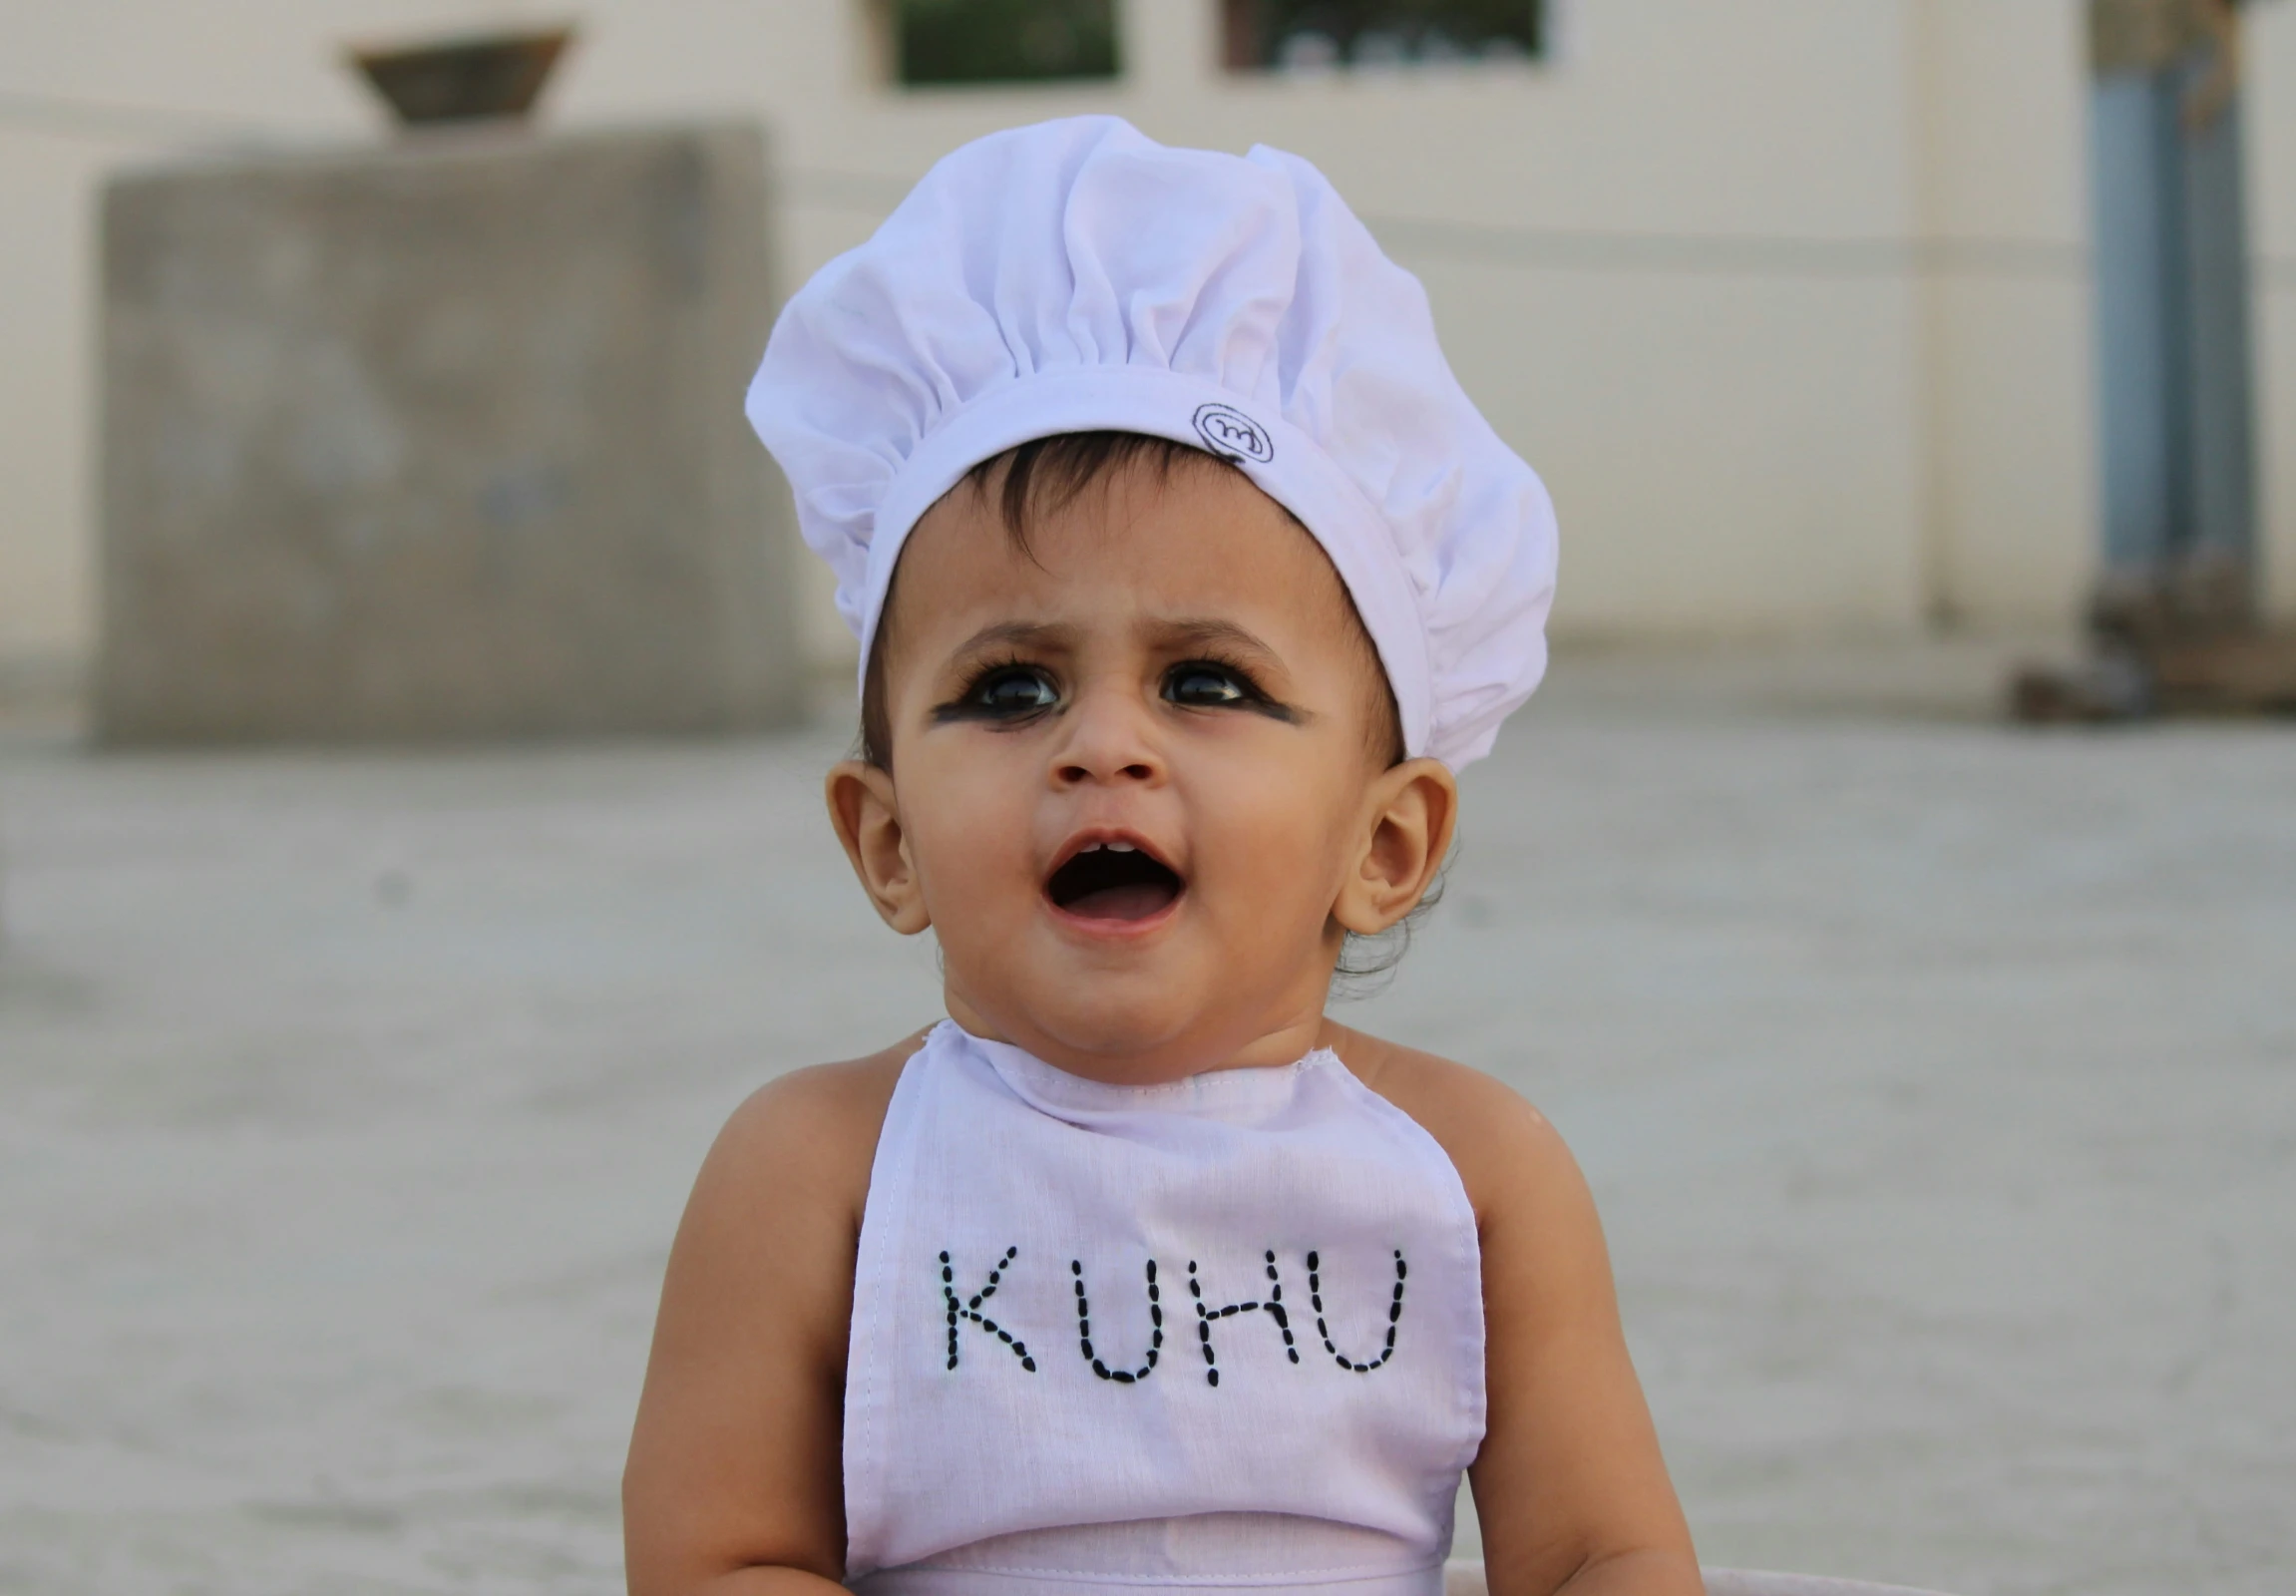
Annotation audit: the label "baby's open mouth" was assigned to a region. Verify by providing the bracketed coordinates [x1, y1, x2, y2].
[1045, 841, 1184, 923]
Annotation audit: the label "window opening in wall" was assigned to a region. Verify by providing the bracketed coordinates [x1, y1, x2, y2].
[891, 0, 1121, 87]
[1221, 1, 1545, 73]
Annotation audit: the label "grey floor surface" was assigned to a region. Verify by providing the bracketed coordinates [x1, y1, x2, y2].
[2, 645, 2291, 1596]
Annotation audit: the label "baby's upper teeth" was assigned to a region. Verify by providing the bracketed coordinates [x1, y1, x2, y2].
[1106, 841, 1136, 853]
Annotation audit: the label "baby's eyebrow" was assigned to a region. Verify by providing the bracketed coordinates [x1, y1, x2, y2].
[1147, 618, 1283, 661]
[946, 620, 1073, 662]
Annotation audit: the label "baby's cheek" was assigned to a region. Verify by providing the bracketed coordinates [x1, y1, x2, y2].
[1201, 775, 1355, 919]
[911, 799, 1039, 933]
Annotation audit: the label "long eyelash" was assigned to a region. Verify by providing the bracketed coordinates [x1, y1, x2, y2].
[957, 652, 1037, 698]
[1178, 651, 1268, 698]
[932, 654, 1057, 723]
[1170, 652, 1301, 723]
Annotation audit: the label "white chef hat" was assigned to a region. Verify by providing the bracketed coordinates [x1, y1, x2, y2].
[746, 115, 1557, 769]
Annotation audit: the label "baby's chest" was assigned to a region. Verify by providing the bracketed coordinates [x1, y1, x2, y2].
[857, 1213, 1480, 1523]
[857, 1111, 1483, 1446]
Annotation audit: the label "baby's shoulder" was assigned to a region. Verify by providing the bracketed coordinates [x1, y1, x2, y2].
[732, 1034, 921, 1134]
[1321, 1024, 1585, 1231]
[698, 1033, 925, 1224]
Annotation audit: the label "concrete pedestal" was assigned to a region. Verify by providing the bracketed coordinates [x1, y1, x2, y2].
[97, 123, 800, 742]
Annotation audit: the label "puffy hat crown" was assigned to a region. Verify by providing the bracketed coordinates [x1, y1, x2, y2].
[746, 115, 1557, 768]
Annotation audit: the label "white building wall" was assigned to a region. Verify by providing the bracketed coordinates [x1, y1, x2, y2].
[0, 133, 110, 669]
[3, 0, 2290, 683]
[1911, 0, 2098, 631]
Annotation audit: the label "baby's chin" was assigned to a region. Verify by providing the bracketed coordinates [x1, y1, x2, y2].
[948, 961, 1290, 1086]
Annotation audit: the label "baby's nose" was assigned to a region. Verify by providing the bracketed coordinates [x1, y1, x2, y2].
[1051, 688, 1165, 787]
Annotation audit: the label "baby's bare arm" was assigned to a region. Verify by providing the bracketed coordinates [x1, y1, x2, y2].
[622, 1043, 914, 1596]
[1330, 1027, 1704, 1596]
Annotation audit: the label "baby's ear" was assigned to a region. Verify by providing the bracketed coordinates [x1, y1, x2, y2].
[1334, 758, 1459, 936]
[825, 760, 933, 935]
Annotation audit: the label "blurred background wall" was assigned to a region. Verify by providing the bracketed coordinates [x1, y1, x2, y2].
[4, 0, 2294, 694]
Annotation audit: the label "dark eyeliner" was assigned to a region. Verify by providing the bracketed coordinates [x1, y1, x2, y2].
[1164, 655, 1302, 724]
[932, 656, 1061, 724]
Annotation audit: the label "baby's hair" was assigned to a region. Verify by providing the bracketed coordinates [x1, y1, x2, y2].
[977, 431, 1212, 568]
[1329, 861, 1445, 998]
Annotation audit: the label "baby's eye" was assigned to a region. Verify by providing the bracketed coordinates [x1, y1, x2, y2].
[1165, 663, 1251, 707]
[970, 667, 1060, 715]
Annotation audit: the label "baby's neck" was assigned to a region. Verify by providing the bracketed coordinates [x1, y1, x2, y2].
[942, 988, 1334, 1087]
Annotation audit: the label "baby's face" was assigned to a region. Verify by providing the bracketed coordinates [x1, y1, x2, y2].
[833, 455, 1446, 1080]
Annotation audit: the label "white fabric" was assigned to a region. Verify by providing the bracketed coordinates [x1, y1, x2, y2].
[746, 115, 1558, 770]
[843, 1022, 1486, 1592]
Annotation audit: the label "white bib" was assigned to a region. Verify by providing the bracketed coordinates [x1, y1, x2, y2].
[844, 1022, 1486, 1594]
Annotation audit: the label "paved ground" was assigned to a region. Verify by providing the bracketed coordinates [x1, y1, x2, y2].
[2, 644, 2292, 1596]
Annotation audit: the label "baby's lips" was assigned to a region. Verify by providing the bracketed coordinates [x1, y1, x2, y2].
[1042, 826, 1184, 886]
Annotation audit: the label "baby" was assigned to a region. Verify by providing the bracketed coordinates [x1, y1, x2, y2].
[623, 118, 1700, 1596]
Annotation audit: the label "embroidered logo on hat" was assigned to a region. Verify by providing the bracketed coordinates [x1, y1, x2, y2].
[1192, 403, 1274, 465]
